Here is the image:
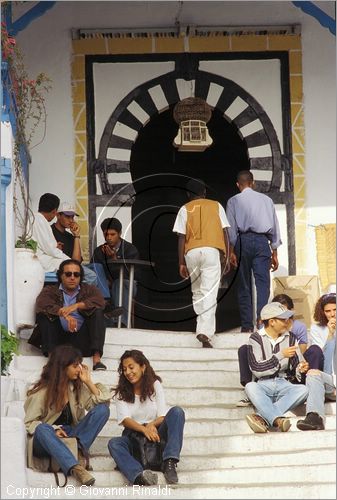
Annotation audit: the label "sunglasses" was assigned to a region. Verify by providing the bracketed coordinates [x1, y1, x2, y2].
[63, 271, 81, 278]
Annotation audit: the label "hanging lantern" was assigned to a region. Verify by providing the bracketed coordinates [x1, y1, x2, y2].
[173, 97, 213, 152]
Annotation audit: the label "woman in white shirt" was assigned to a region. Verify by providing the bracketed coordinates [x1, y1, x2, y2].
[108, 350, 185, 486]
[309, 293, 336, 375]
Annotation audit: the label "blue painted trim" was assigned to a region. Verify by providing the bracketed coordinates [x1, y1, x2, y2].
[292, 1, 336, 36]
[0, 158, 12, 327]
[1, 62, 30, 182]
[10, 1, 57, 36]
[3, 2, 12, 32]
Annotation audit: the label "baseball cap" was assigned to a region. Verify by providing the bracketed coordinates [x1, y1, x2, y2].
[58, 202, 79, 216]
[260, 302, 294, 320]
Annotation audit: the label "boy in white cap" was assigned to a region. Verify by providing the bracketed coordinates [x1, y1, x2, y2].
[52, 202, 82, 259]
[244, 302, 309, 433]
[52, 202, 119, 314]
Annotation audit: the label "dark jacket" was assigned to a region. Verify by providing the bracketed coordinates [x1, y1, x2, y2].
[35, 283, 105, 320]
[90, 238, 139, 280]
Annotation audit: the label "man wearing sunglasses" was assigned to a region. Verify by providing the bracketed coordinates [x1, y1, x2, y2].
[30, 259, 108, 370]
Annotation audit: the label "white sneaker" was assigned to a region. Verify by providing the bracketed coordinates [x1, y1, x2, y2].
[236, 397, 252, 407]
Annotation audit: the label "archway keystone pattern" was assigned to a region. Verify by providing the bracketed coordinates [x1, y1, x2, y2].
[96, 71, 285, 206]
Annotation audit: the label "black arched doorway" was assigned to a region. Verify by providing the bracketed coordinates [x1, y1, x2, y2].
[130, 107, 249, 331]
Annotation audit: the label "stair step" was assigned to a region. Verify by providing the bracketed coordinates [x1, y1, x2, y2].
[15, 344, 238, 362]
[27, 462, 336, 487]
[89, 447, 336, 471]
[99, 415, 337, 438]
[103, 329, 248, 348]
[4, 386, 244, 406]
[90, 430, 336, 456]
[13, 354, 239, 372]
[9, 367, 241, 388]
[5, 399, 336, 421]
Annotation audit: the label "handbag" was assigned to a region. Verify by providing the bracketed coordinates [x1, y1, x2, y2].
[127, 430, 165, 471]
[49, 436, 91, 487]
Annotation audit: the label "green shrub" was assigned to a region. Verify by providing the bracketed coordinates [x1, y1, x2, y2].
[1, 324, 19, 375]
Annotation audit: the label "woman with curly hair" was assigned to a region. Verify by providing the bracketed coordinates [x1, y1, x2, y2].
[309, 293, 336, 374]
[24, 345, 110, 485]
[108, 350, 185, 486]
[296, 293, 336, 431]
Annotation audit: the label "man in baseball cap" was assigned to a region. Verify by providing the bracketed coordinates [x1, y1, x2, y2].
[52, 201, 82, 261]
[58, 201, 79, 217]
[260, 302, 294, 321]
[243, 301, 309, 434]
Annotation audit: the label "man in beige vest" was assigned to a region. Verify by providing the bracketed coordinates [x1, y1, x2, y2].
[173, 179, 230, 347]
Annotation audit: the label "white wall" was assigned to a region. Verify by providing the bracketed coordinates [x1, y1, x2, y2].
[15, 1, 335, 271]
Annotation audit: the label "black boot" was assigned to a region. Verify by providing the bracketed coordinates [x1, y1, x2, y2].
[297, 412, 325, 431]
[162, 458, 178, 484]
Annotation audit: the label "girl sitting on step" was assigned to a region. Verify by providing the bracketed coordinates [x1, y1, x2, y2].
[308, 293, 336, 375]
[24, 345, 111, 486]
[108, 349, 185, 486]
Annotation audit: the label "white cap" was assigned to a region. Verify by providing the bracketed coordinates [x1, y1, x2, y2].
[58, 202, 79, 216]
[260, 302, 294, 320]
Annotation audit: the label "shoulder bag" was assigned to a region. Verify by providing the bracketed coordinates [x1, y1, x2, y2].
[49, 437, 90, 487]
[127, 430, 165, 471]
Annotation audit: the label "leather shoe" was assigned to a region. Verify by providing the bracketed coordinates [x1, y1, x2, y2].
[297, 412, 325, 431]
[162, 458, 178, 484]
[196, 334, 213, 348]
[93, 361, 107, 371]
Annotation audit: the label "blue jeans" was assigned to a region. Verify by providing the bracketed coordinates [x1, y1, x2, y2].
[108, 406, 185, 484]
[111, 279, 137, 326]
[323, 337, 336, 374]
[245, 378, 309, 427]
[306, 371, 335, 418]
[85, 263, 111, 299]
[33, 403, 110, 475]
[235, 233, 271, 330]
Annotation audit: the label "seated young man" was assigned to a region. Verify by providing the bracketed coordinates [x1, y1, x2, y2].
[51, 201, 114, 304]
[236, 293, 318, 407]
[91, 218, 139, 327]
[244, 302, 309, 433]
[32, 259, 107, 370]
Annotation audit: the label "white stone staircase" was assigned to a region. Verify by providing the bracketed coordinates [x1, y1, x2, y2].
[2, 328, 336, 499]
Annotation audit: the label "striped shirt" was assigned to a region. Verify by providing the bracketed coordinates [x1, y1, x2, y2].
[247, 328, 301, 380]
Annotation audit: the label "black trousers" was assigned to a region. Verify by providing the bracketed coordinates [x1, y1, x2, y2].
[37, 309, 106, 357]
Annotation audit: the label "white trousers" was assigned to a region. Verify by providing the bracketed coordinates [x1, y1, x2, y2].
[185, 247, 221, 338]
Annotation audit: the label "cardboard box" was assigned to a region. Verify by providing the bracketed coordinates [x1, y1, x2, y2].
[273, 275, 320, 328]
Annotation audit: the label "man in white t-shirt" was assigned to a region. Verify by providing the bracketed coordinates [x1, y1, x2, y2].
[32, 193, 71, 272]
[173, 178, 230, 348]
